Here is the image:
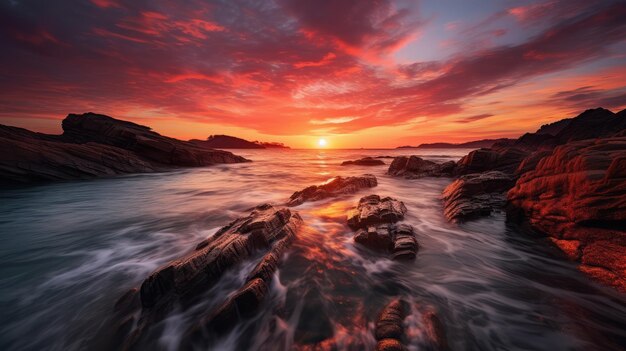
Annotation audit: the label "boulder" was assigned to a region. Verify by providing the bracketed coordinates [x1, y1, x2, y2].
[287, 174, 377, 206]
[349, 196, 417, 260]
[442, 171, 516, 221]
[341, 157, 386, 166]
[422, 310, 448, 351]
[455, 148, 529, 175]
[388, 156, 456, 178]
[375, 299, 408, 351]
[507, 137, 626, 292]
[347, 195, 407, 229]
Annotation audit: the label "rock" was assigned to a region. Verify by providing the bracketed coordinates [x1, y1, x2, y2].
[189, 134, 266, 149]
[0, 113, 249, 184]
[117, 204, 302, 349]
[349, 196, 417, 260]
[287, 174, 377, 206]
[341, 157, 386, 166]
[139, 204, 301, 309]
[0, 125, 159, 184]
[62, 113, 249, 167]
[455, 147, 529, 175]
[507, 137, 626, 292]
[422, 310, 448, 350]
[442, 171, 516, 221]
[388, 156, 456, 178]
[374, 299, 408, 351]
[347, 195, 407, 230]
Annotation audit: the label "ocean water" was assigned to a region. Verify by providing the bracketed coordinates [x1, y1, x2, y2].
[0, 148, 625, 351]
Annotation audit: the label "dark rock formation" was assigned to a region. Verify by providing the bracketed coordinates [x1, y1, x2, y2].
[507, 137, 626, 292]
[442, 171, 516, 222]
[388, 156, 456, 178]
[190, 134, 265, 149]
[455, 147, 529, 175]
[408, 138, 512, 149]
[0, 113, 249, 184]
[287, 174, 377, 206]
[341, 157, 386, 166]
[347, 195, 407, 229]
[62, 113, 248, 167]
[349, 195, 417, 260]
[422, 310, 448, 350]
[375, 299, 408, 351]
[117, 204, 302, 348]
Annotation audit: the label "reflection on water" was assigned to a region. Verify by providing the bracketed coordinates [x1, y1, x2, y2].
[0, 149, 625, 350]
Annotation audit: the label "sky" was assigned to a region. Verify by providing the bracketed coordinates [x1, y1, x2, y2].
[1, 0, 626, 148]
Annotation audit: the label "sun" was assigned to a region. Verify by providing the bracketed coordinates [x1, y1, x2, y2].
[317, 138, 327, 148]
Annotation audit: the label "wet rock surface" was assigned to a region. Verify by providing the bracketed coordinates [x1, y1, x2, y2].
[341, 157, 386, 166]
[349, 195, 417, 260]
[455, 147, 529, 175]
[388, 156, 456, 178]
[442, 171, 516, 222]
[0, 113, 248, 184]
[116, 204, 302, 348]
[287, 174, 378, 206]
[375, 299, 408, 351]
[507, 137, 626, 292]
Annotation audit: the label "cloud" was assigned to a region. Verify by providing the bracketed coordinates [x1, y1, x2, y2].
[455, 114, 494, 123]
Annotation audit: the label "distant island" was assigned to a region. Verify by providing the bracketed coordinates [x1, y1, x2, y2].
[189, 134, 290, 149]
[397, 138, 512, 149]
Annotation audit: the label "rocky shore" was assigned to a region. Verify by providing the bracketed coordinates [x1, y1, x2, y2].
[0, 113, 249, 184]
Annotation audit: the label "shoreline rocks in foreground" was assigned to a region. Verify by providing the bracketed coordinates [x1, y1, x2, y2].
[286, 174, 378, 206]
[114, 204, 302, 348]
[437, 107, 626, 292]
[507, 137, 626, 292]
[0, 112, 249, 185]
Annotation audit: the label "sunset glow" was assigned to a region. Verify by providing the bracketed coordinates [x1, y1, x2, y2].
[318, 138, 327, 148]
[1, 0, 625, 148]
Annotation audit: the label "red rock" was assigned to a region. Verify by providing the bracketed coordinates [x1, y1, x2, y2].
[422, 310, 448, 350]
[507, 137, 626, 292]
[287, 175, 378, 206]
[442, 171, 516, 221]
[375, 299, 408, 340]
[347, 195, 407, 229]
[375, 338, 406, 351]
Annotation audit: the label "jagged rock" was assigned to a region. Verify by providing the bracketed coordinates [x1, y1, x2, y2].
[287, 174, 377, 206]
[140, 204, 301, 308]
[455, 147, 529, 175]
[349, 196, 416, 260]
[0, 113, 249, 184]
[62, 113, 249, 167]
[354, 224, 418, 260]
[347, 195, 407, 229]
[341, 157, 386, 166]
[507, 137, 626, 292]
[375, 299, 408, 351]
[388, 156, 456, 178]
[442, 171, 516, 221]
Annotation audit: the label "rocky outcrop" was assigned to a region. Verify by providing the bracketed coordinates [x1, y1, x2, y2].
[0, 125, 159, 183]
[0, 113, 249, 184]
[117, 204, 302, 347]
[341, 157, 386, 166]
[388, 156, 456, 178]
[507, 137, 626, 292]
[287, 174, 377, 206]
[62, 113, 248, 167]
[189, 134, 265, 149]
[375, 299, 409, 351]
[442, 171, 516, 222]
[455, 147, 529, 175]
[348, 195, 417, 260]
